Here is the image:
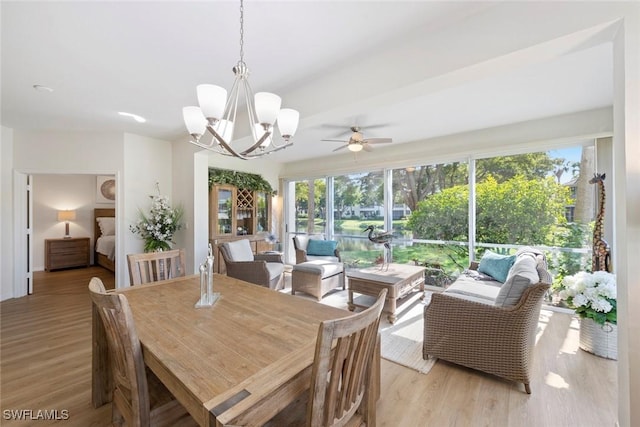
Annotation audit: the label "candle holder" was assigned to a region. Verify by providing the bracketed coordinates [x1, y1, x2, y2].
[195, 243, 220, 308]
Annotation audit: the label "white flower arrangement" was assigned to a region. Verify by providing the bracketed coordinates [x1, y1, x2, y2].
[558, 271, 616, 325]
[130, 184, 183, 252]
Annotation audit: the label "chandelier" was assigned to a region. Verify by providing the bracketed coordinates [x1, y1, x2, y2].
[182, 0, 299, 160]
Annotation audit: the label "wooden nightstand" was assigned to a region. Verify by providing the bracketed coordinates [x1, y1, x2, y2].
[45, 237, 91, 271]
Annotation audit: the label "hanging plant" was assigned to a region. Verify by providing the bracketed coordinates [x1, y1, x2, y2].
[208, 168, 275, 195]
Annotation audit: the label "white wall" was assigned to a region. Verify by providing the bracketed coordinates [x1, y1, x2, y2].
[31, 174, 112, 270]
[282, 108, 612, 179]
[612, 10, 640, 427]
[13, 130, 123, 173]
[1, 126, 15, 301]
[122, 133, 173, 286]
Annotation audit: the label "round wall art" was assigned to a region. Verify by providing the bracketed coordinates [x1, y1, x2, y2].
[97, 176, 116, 203]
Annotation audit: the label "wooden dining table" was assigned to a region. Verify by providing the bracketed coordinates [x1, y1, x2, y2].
[91, 273, 378, 426]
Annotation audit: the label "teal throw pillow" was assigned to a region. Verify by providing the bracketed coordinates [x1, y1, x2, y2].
[478, 250, 516, 283]
[306, 239, 338, 256]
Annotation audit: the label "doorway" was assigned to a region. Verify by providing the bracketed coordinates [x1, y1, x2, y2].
[13, 171, 118, 296]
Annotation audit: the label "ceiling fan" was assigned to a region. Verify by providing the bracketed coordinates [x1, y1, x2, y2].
[321, 125, 393, 153]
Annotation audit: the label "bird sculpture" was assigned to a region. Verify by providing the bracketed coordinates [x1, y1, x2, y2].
[363, 225, 393, 270]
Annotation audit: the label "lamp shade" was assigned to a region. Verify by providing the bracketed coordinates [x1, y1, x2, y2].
[348, 143, 363, 152]
[197, 84, 227, 120]
[57, 210, 76, 222]
[182, 106, 207, 136]
[277, 108, 299, 138]
[254, 92, 281, 125]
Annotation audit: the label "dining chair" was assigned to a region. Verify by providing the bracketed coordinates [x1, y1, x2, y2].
[127, 249, 186, 285]
[88, 277, 196, 427]
[266, 289, 387, 427]
[308, 288, 386, 426]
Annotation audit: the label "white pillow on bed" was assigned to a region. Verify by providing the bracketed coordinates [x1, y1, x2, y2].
[97, 217, 115, 236]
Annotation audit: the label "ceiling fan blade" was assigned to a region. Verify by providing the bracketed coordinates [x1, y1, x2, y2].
[362, 143, 374, 152]
[332, 145, 349, 152]
[321, 123, 351, 130]
[321, 138, 349, 143]
[363, 137, 392, 144]
[361, 123, 392, 131]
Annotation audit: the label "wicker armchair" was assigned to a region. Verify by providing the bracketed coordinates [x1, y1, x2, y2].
[423, 281, 549, 394]
[218, 239, 284, 290]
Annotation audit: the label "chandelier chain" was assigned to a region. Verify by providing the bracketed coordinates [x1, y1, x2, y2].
[239, 0, 244, 64]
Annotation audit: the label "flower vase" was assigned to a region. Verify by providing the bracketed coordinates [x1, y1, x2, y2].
[579, 317, 617, 360]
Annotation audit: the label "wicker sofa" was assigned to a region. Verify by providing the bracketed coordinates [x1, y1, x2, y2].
[423, 247, 552, 394]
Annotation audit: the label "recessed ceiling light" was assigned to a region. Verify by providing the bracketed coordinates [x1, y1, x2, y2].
[33, 84, 54, 93]
[118, 112, 146, 123]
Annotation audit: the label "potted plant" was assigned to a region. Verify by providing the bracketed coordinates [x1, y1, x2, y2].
[558, 270, 617, 359]
[130, 184, 184, 252]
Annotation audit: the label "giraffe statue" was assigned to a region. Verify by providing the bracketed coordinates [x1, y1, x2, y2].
[589, 173, 611, 272]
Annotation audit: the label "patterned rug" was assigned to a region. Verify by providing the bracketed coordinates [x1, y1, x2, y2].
[289, 287, 437, 375]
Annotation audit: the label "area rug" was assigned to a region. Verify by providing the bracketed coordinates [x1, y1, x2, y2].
[377, 292, 436, 374]
[292, 287, 436, 375]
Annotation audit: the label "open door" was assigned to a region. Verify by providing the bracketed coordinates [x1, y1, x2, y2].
[13, 172, 33, 296]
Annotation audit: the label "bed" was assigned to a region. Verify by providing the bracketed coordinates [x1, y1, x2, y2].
[94, 208, 116, 272]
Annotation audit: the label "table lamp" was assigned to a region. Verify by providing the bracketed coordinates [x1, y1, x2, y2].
[57, 210, 76, 239]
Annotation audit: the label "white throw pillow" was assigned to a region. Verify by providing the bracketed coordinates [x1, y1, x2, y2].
[495, 254, 539, 307]
[97, 217, 116, 236]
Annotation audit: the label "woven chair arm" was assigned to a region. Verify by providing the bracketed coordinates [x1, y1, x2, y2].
[295, 248, 308, 264]
[254, 253, 283, 263]
[224, 261, 269, 287]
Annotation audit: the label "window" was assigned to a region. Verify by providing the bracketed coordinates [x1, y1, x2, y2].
[293, 179, 326, 234]
[284, 143, 597, 297]
[333, 171, 384, 267]
[394, 162, 469, 286]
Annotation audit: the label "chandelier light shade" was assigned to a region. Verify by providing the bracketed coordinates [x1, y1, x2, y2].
[183, 0, 299, 160]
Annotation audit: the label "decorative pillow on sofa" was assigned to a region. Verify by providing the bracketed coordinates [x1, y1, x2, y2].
[495, 254, 540, 307]
[306, 239, 338, 256]
[478, 250, 516, 283]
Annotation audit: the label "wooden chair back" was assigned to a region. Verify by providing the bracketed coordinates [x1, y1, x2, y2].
[127, 249, 186, 285]
[88, 277, 151, 426]
[308, 288, 387, 427]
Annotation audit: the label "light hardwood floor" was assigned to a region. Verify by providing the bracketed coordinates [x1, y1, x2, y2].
[1, 268, 617, 426]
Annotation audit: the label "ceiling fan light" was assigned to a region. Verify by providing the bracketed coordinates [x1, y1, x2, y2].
[182, 106, 207, 138]
[197, 84, 227, 120]
[254, 92, 281, 125]
[348, 143, 363, 152]
[277, 108, 299, 139]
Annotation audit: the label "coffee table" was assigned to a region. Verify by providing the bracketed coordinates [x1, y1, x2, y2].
[346, 263, 426, 324]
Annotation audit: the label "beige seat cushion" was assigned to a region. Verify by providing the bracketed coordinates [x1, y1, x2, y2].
[444, 275, 502, 302]
[292, 260, 343, 279]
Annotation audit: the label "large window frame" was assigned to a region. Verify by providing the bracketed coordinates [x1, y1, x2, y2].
[283, 140, 604, 292]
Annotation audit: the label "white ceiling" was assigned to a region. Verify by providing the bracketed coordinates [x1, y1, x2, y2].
[1, 1, 613, 164]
